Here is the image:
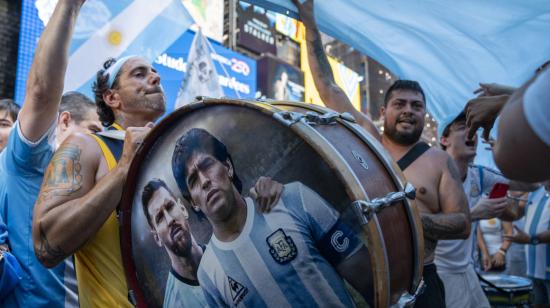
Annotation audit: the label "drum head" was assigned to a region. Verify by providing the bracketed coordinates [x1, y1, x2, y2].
[120, 100, 375, 307]
[481, 274, 533, 290]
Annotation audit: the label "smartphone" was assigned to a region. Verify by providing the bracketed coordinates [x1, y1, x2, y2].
[489, 183, 509, 199]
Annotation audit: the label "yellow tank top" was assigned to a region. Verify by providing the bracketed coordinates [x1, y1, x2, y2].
[75, 133, 132, 308]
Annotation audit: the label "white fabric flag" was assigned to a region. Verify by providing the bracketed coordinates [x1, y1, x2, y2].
[175, 29, 224, 108]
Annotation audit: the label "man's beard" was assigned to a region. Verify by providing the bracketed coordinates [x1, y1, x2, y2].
[170, 227, 193, 257]
[384, 118, 423, 145]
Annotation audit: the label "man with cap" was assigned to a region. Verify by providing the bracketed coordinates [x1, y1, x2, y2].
[436, 111, 536, 308]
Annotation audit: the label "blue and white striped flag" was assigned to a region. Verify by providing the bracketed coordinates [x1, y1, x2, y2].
[54, 0, 194, 97]
[253, 0, 550, 123]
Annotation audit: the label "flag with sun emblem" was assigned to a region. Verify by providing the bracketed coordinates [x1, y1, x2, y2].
[34, 0, 194, 96]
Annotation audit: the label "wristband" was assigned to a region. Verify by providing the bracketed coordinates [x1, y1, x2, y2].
[498, 249, 507, 256]
[530, 235, 540, 245]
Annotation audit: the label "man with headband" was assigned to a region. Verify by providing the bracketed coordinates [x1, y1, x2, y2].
[33, 52, 282, 306]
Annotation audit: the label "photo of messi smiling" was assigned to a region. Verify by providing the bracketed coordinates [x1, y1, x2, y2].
[171, 128, 373, 307]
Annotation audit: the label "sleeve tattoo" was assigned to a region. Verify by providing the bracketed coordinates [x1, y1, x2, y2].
[36, 144, 83, 264]
[37, 222, 66, 265]
[421, 157, 469, 240]
[41, 144, 83, 200]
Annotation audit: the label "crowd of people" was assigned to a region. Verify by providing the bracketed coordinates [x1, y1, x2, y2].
[0, 0, 548, 307]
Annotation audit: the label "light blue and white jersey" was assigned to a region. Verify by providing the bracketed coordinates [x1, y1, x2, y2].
[436, 164, 507, 273]
[0, 120, 79, 307]
[164, 270, 207, 308]
[198, 182, 362, 307]
[524, 186, 550, 280]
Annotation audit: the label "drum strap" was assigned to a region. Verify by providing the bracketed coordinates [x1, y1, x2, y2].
[397, 142, 431, 171]
[476, 272, 511, 294]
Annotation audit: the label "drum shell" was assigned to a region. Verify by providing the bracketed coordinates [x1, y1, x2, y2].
[480, 274, 533, 307]
[271, 101, 424, 303]
[120, 99, 423, 307]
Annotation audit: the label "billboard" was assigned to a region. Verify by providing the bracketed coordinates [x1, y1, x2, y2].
[257, 54, 304, 102]
[237, 1, 277, 55]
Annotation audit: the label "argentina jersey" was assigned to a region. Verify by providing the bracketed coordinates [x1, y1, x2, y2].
[197, 182, 363, 307]
[524, 187, 550, 280]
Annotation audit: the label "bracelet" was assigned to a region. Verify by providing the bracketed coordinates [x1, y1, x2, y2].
[498, 249, 507, 256]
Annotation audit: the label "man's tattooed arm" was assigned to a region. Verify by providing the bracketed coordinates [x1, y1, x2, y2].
[421, 213, 470, 240]
[421, 156, 471, 241]
[294, 0, 381, 138]
[33, 133, 132, 268]
[36, 223, 66, 267]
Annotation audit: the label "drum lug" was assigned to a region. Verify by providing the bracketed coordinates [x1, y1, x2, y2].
[393, 279, 426, 307]
[273, 111, 305, 126]
[304, 111, 356, 125]
[352, 183, 416, 224]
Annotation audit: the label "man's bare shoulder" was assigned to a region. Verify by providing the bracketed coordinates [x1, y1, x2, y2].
[424, 147, 451, 163]
[407, 146, 450, 181]
[58, 132, 103, 166]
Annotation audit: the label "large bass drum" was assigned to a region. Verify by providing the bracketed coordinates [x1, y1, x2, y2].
[120, 98, 424, 307]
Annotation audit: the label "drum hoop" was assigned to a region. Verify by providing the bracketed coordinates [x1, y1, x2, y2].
[119, 99, 390, 307]
[263, 100, 391, 307]
[270, 101, 425, 296]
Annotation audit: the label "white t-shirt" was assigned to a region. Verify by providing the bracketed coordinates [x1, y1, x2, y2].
[524, 68, 550, 146]
[478, 218, 503, 255]
[435, 165, 507, 273]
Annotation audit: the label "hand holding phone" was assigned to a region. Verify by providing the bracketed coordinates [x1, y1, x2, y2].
[489, 183, 509, 199]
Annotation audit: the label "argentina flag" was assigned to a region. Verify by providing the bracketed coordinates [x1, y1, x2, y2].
[253, 0, 550, 123]
[34, 0, 194, 97]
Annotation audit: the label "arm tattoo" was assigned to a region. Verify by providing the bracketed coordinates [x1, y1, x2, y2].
[421, 213, 467, 240]
[36, 222, 66, 266]
[41, 144, 83, 200]
[311, 32, 336, 81]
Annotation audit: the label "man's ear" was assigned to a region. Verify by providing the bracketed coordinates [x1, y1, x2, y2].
[225, 158, 234, 179]
[152, 231, 162, 247]
[440, 136, 450, 148]
[57, 111, 71, 132]
[190, 201, 201, 213]
[380, 105, 386, 117]
[103, 89, 121, 109]
[177, 198, 189, 219]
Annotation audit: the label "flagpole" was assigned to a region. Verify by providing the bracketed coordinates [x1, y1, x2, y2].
[202, 30, 242, 99]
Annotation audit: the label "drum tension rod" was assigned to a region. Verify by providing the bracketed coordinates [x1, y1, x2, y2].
[273, 111, 356, 126]
[304, 111, 356, 125]
[352, 183, 416, 224]
[393, 279, 426, 308]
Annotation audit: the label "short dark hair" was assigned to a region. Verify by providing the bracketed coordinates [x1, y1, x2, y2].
[0, 98, 20, 122]
[0, 98, 21, 122]
[141, 178, 173, 228]
[172, 128, 242, 203]
[440, 113, 466, 150]
[60, 92, 95, 124]
[92, 58, 121, 127]
[384, 80, 426, 106]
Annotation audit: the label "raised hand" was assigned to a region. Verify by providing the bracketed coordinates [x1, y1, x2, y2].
[473, 83, 516, 97]
[464, 94, 509, 140]
[503, 225, 530, 244]
[291, 0, 314, 25]
[118, 123, 154, 168]
[250, 176, 283, 213]
[471, 196, 508, 220]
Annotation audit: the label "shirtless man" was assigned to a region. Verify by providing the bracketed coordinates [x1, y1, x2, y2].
[293, 1, 470, 306]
